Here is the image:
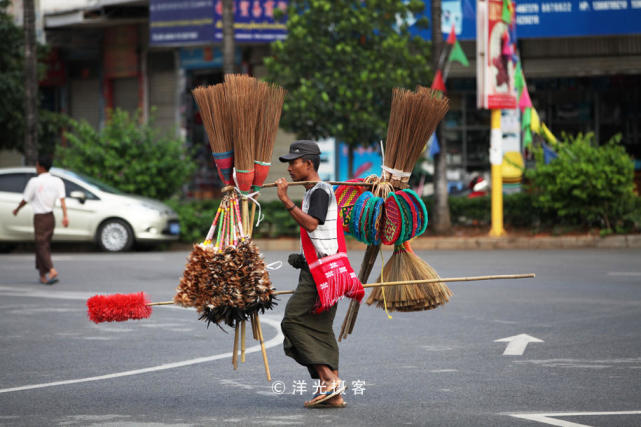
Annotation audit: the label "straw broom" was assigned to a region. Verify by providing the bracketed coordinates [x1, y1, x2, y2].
[225, 74, 262, 193]
[370, 86, 450, 312]
[193, 84, 235, 186]
[250, 82, 286, 234]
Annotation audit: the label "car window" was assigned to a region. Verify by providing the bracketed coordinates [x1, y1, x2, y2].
[63, 178, 98, 200]
[0, 173, 35, 193]
[59, 170, 124, 195]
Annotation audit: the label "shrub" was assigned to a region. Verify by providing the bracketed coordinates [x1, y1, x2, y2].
[526, 133, 637, 230]
[58, 109, 195, 199]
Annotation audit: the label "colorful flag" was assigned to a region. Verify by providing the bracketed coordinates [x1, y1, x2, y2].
[446, 24, 457, 45]
[519, 87, 532, 111]
[449, 40, 469, 66]
[431, 70, 446, 92]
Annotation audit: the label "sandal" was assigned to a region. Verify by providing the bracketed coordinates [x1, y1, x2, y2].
[304, 380, 346, 408]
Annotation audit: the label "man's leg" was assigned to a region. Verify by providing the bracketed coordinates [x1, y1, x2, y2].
[34, 213, 55, 282]
[306, 364, 345, 406]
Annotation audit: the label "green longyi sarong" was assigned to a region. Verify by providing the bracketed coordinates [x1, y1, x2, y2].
[281, 262, 339, 379]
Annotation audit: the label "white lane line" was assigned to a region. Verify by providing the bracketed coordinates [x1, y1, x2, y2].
[507, 411, 641, 427]
[607, 272, 641, 276]
[0, 315, 284, 394]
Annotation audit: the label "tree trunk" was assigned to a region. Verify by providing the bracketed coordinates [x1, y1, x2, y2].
[430, 0, 452, 234]
[23, 0, 38, 165]
[222, 0, 235, 75]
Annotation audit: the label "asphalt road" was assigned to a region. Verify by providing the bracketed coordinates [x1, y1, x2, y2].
[1, 248, 640, 426]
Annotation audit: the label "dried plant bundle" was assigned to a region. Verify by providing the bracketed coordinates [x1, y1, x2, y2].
[255, 82, 286, 163]
[383, 86, 450, 175]
[225, 74, 261, 171]
[366, 243, 452, 312]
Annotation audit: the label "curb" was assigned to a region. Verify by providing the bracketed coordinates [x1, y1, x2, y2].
[170, 234, 641, 251]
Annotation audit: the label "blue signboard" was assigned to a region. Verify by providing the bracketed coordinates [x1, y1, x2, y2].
[150, 1, 216, 45]
[150, 0, 287, 46]
[409, 0, 641, 40]
[213, 0, 288, 42]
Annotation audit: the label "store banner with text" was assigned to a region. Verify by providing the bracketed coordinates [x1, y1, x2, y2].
[150, 0, 288, 46]
[413, 0, 641, 40]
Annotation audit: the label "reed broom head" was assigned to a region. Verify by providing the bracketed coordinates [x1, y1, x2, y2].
[207, 83, 234, 154]
[255, 82, 286, 163]
[366, 242, 452, 312]
[224, 74, 261, 171]
[382, 86, 450, 183]
[252, 81, 286, 188]
[192, 86, 217, 154]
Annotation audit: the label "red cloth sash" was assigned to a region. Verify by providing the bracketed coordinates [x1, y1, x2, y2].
[300, 215, 364, 314]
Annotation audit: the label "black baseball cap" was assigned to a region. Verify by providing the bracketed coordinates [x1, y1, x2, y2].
[278, 140, 321, 162]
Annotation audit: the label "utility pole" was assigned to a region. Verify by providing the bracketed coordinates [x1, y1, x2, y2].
[222, 0, 234, 75]
[23, 0, 38, 165]
[431, 0, 451, 234]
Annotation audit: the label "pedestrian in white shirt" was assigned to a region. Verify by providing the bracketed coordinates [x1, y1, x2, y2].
[12, 156, 69, 285]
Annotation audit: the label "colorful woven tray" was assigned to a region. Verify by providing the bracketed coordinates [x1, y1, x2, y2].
[402, 189, 428, 236]
[396, 191, 421, 240]
[350, 191, 372, 241]
[335, 179, 365, 233]
[396, 191, 415, 243]
[368, 197, 383, 246]
[381, 193, 404, 245]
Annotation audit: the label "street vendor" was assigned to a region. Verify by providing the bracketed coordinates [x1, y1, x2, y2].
[276, 140, 362, 409]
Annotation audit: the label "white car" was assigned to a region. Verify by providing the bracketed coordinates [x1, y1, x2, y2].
[0, 167, 180, 252]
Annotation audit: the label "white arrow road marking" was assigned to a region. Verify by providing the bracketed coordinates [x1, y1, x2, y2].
[495, 334, 543, 356]
[507, 410, 641, 426]
[0, 315, 284, 394]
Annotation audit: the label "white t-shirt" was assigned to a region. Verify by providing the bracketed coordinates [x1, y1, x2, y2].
[23, 172, 66, 214]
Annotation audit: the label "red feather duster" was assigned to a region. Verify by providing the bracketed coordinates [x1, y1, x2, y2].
[87, 292, 152, 323]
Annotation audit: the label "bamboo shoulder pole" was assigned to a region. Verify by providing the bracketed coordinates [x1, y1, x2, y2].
[273, 273, 535, 296]
[339, 244, 380, 341]
[148, 273, 534, 306]
[254, 313, 272, 381]
[221, 180, 374, 194]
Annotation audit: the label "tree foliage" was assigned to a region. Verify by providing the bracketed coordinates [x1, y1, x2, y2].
[265, 0, 432, 147]
[526, 133, 638, 230]
[57, 109, 196, 200]
[0, 0, 26, 151]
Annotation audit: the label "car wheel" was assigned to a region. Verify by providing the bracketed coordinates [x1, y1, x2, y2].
[97, 219, 134, 252]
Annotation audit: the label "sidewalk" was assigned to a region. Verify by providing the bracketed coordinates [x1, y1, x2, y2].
[245, 233, 641, 251]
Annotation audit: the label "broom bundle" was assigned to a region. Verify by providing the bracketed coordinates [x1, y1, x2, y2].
[225, 74, 262, 193]
[193, 84, 234, 186]
[253, 81, 286, 190]
[340, 87, 450, 339]
[382, 86, 449, 186]
[192, 75, 285, 194]
[366, 242, 452, 311]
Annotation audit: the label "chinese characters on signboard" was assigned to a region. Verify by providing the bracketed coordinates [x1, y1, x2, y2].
[150, 0, 288, 46]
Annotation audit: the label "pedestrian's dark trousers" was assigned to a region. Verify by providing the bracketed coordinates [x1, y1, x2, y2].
[33, 212, 55, 276]
[281, 254, 339, 379]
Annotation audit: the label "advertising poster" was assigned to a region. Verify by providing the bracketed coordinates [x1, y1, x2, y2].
[477, 0, 518, 109]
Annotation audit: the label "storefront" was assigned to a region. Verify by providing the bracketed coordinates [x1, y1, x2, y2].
[415, 0, 641, 186]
